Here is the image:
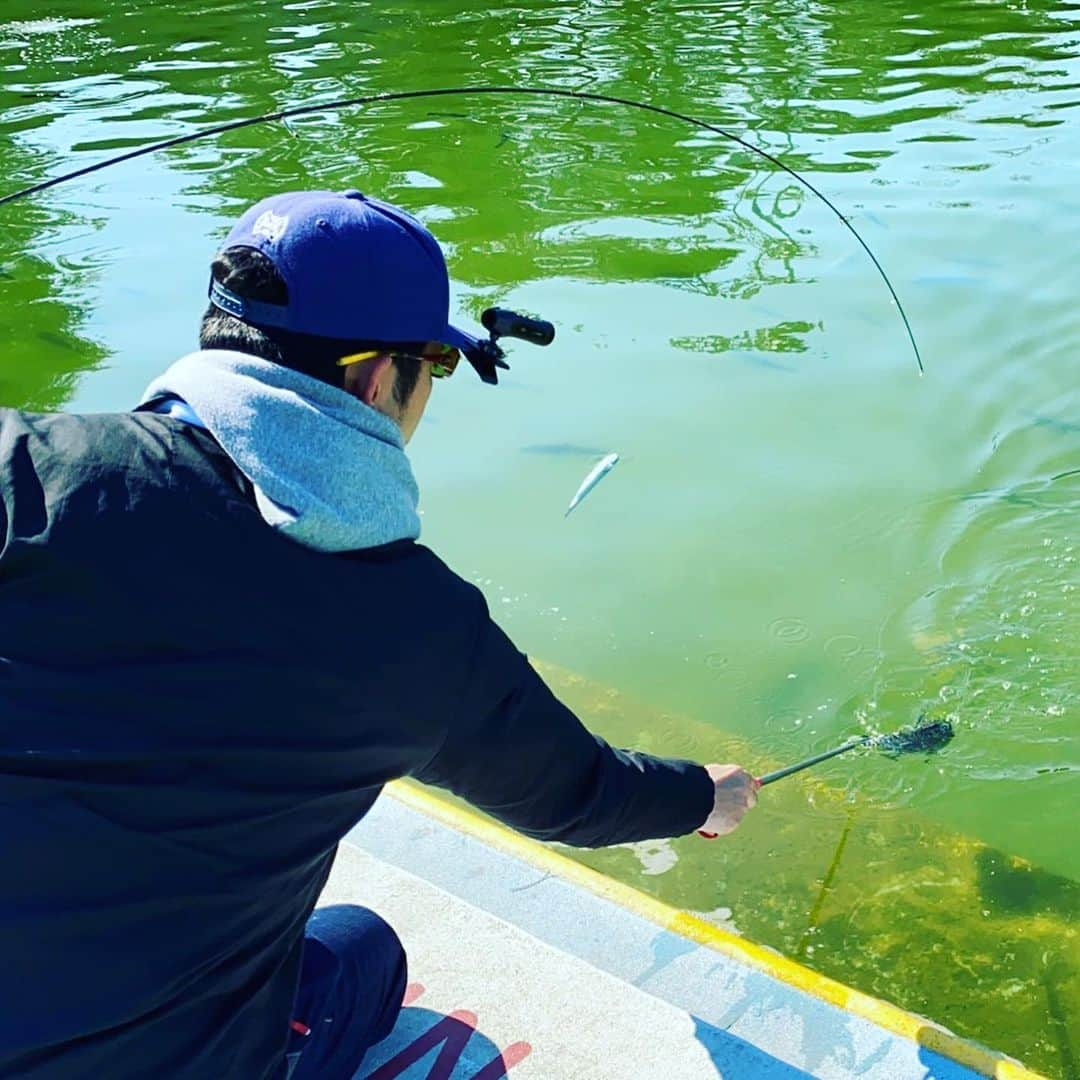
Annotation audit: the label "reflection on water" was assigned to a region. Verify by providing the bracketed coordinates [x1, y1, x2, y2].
[976, 848, 1080, 919]
[1, 0, 1078, 1073]
[0, 228, 106, 408]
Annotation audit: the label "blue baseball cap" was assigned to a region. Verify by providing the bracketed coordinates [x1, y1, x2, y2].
[209, 188, 482, 358]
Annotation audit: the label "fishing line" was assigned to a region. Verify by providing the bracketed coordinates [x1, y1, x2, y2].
[0, 85, 923, 373]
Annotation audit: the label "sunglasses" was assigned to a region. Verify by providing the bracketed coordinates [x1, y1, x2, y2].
[337, 343, 461, 379]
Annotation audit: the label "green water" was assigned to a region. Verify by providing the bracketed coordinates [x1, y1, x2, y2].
[1, 1, 1077, 1073]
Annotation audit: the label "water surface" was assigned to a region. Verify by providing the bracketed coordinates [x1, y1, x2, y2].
[1, 1, 1077, 1073]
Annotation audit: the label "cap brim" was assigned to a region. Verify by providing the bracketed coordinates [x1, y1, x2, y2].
[442, 322, 508, 384]
[441, 322, 482, 353]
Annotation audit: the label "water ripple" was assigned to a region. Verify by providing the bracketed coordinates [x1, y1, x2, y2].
[768, 616, 811, 644]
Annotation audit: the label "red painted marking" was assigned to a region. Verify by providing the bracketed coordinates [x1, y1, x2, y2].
[502, 1043, 532, 1068]
[403, 982, 426, 1006]
[366, 1009, 529, 1080]
[469, 1040, 533, 1079]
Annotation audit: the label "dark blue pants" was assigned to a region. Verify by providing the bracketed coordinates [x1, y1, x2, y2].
[286, 905, 407, 1080]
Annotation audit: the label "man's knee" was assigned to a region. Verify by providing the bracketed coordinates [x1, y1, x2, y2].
[306, 904, 406, 991]
[291, 906, 407, 1078]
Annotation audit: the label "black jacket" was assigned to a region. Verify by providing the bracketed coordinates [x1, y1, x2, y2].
[0, 407, 712, 1078]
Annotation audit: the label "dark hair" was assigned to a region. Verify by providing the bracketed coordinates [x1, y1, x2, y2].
[199, 246, 422, 406]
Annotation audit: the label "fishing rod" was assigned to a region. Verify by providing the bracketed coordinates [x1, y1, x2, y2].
[758, 717, 954, 786]
[699, 717, 952, 837]
[0, 85, 923, 374]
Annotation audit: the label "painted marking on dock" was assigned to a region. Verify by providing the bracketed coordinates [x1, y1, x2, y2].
[382, 781, 1046, 1080]
[377, 983, 533, 1079]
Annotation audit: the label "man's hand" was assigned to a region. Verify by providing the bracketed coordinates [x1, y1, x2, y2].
[698, 764, 760, 838]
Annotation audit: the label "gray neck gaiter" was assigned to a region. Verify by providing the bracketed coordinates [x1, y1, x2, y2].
[140, 349, 421, 553]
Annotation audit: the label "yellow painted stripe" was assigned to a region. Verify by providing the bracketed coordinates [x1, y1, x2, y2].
[386, 780, 1047, 1080]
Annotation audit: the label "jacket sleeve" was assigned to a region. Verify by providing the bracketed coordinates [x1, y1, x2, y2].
[411, 591, 714, 847]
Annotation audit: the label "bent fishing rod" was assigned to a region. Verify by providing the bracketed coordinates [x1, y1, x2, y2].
[0, 85, 923, 375]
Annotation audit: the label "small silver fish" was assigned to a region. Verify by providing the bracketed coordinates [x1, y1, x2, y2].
[564, 452, 619, 517]
[521, 443, 608, 458]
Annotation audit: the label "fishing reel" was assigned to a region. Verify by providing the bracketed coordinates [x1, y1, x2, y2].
[464, 307, 555, 385]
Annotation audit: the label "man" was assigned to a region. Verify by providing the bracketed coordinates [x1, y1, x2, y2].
[0, 189, 758, 1078]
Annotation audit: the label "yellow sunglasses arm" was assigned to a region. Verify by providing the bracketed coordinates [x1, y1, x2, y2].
[336, 350, 382, 368]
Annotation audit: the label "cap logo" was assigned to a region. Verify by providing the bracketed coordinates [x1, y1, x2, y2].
[252, 209, 288, 243]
